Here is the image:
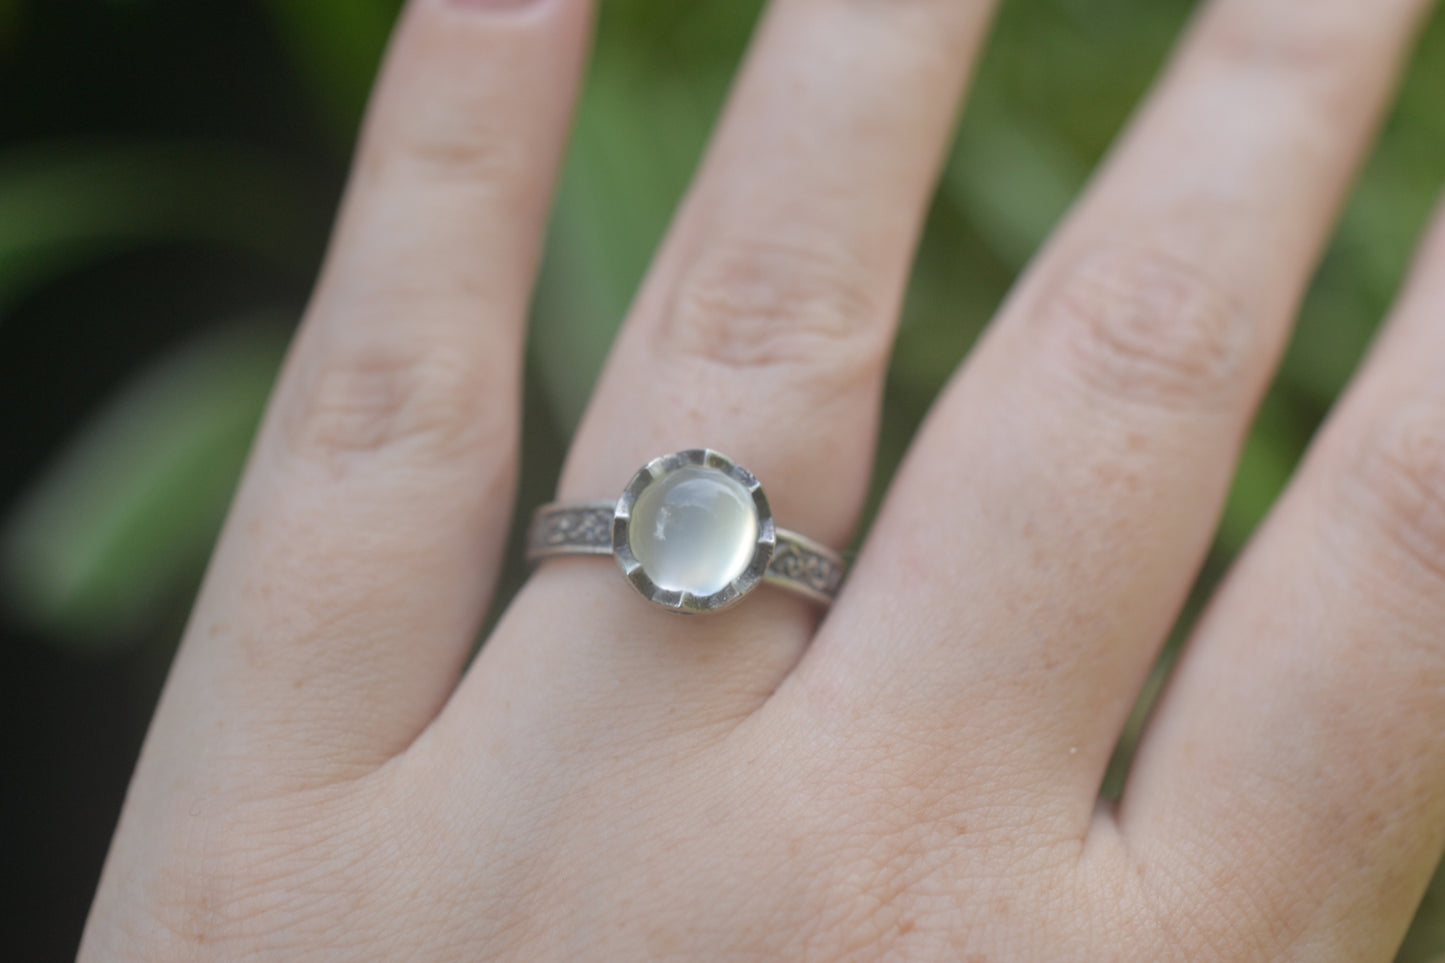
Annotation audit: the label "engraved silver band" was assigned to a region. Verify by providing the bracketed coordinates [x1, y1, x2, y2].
[526, 500, 845, 607]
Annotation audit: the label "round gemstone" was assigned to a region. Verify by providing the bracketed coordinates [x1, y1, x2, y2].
[628, 466, 759, 596]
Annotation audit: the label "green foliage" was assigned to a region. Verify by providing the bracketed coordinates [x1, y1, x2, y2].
[261, 0, 401, 142]
[2, 322, 285, 647]
[532, 1, 764, 429]
[0, 142, 326, 318]
[0, 0, 16, 44]
[1399, 866, 1445, 963]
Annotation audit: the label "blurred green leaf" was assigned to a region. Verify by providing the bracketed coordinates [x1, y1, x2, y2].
[0, 142, 327, 316]
[531, 0, 760, 433]
[1279, 251, 1379, 411]
[945, 110, 1088, 270]
[1217, 393, 1304, 556]
[1341, 158, 1442, 312]
[532, 80, 702, 432]
[1400, 862, 1445, 963]
[0, 0, 18, 44]
[2, 321, 286, 649]
[261, 0, 400, 143]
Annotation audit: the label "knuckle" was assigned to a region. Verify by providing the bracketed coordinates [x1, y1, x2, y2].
[377, 109, 527, 190]
[1204, 13, 1356, 76]
[284, 338, 511, 464]
[1337, 400, 1445, 587]
[1196, 1, 1423, 120]
[1037, 247, 1252, 412]
[659, 237, 889, 381]
[1196, 18, 1352, 120]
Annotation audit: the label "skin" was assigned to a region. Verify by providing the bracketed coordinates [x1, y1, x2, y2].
[79, 0, 1445, 959]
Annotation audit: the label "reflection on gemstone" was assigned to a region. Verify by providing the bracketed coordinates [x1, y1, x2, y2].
[629, 466, 758, 596]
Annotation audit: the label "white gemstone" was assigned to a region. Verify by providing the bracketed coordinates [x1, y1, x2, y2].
[628, 466, 759, 596]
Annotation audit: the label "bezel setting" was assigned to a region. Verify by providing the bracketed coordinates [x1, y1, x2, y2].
[612, 449, 776, 614]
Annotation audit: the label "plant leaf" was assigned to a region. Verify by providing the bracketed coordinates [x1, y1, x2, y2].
[0, 141, 327, 317]
[260, 0, 400, 143]
[2, 320, 286, 649]
[530, 0, 756, 433]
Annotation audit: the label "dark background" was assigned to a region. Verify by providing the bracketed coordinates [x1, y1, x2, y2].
[2, 2, 1443, 959]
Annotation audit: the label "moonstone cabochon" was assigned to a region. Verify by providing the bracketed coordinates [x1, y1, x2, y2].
[629, 467, 759, 595]
[612, 450, 776, 613]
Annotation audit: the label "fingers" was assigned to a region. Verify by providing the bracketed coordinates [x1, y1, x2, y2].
[783, 0, 1435, 827]
[441, 0, 999, 746]
[1117, 205, 1445, 960]
[150, 0, 593, 775]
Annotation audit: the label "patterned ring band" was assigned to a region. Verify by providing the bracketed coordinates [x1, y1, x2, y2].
[525, 449, 846, 614]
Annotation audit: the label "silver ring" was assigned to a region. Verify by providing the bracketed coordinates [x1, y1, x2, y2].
[525, 449, 846, 614]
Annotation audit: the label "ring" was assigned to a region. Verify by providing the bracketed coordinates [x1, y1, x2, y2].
[525, 449, 846, 614]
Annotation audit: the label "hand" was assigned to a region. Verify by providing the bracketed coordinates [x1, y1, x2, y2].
[80, 0, 1445, 959]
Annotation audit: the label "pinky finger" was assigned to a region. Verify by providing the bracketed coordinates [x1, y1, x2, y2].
[1119, 200, 1445, 961]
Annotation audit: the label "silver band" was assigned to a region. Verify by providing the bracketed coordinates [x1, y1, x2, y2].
[526, 500, 846, 605]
